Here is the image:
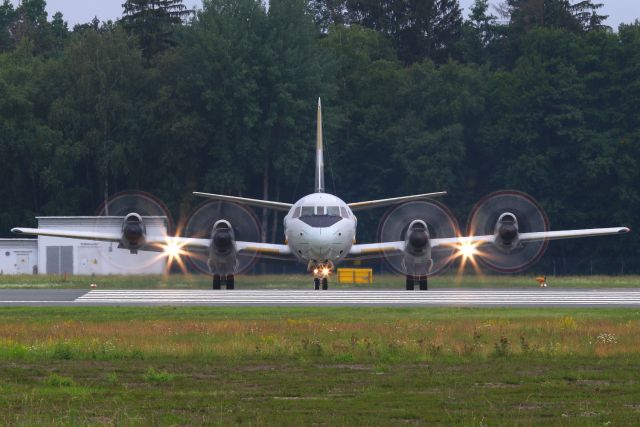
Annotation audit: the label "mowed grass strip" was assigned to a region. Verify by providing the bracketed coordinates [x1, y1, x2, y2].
[0, 273, 639, 289]
[0, 307, 639, 424]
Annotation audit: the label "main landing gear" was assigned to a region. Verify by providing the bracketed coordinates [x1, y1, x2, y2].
[213, 274, 235, 290]
[406, 275, 428, 291]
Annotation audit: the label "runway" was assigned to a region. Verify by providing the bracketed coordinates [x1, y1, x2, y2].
[1, 289, 640, 307]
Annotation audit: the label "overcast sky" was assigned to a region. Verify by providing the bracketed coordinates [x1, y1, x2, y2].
[10, 0, 640, 30]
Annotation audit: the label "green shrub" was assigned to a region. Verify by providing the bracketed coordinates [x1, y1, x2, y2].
[45, 373, 74, 387]
[143, 367, 175, 383]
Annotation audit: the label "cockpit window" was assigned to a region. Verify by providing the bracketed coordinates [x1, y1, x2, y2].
[292, 206, 301, 218]
[340, 207, 349, 218]
[301, 206, 314, 217]
[326, 206, 340, 217]
[316, 206, 326, 215]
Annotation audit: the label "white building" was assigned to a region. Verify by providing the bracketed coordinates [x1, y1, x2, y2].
[8, 216, 170, 275]
[0, 239, 38, 275]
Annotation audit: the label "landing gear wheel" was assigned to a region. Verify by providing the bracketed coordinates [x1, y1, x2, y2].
[213, 275, 221, 290]
[419, 278, 428, 291]
[314, 278, 320, 290]
[406, 277, 415, 291]
[226, 275, 235, 290]
[322, 278, 328, 290]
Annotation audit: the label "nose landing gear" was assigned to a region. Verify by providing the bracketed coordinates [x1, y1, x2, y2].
[310, 261, 333, 290]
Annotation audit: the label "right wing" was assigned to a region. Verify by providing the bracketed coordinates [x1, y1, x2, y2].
[12, 227, 122, 243]
[348, 192, 447, 211]
[11, 227, 211, 253]
[236, 241, 295, 261]
[193, 192, 293, 211]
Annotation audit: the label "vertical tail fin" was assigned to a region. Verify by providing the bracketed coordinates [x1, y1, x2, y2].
[315, 98, 325, 193]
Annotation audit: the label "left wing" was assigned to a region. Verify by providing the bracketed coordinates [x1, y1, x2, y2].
[346, 227, 630, 259]
[346, 242, 403, 260]
[430, 227, 630, 248]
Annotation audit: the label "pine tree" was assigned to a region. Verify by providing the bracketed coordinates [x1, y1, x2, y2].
[121, 0, 192, 57]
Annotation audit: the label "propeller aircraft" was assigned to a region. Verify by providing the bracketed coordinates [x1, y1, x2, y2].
[12, 99, 630, 290]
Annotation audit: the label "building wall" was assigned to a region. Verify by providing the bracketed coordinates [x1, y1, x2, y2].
[0, 239, 38, 275]
[37, 217, 168, 275]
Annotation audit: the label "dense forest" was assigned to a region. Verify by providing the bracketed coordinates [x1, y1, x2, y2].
[0, 0, 637, 274]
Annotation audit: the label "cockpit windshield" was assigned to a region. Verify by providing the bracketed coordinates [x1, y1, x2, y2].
[326, 206, 340, 216]
[300, 206, 314, 217]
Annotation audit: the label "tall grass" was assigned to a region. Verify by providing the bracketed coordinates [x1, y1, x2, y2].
[0, 313, 637, 362]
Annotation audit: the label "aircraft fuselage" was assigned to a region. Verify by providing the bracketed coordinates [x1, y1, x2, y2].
[284, 192, 356, 268]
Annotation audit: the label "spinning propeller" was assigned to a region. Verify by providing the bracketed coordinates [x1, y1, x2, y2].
[96, 190, 174, 232]
[183, 201, 261, 274]
[93, 191, 175, 273]
[466, 190, 549, 273]
[378, 200, 459, 276]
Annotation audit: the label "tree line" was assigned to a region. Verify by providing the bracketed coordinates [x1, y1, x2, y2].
[0, 0, 637, 274]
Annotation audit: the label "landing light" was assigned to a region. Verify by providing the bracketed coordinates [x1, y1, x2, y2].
[161, 236, 190, 274]
[458, 241, 478, 261]
[164, 239, 182, 258]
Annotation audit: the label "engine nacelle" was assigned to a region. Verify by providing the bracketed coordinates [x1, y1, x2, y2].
[402, 220, 433, 276]
[494, 212, 519, 251]
[208, 220, 238, 275]
[120, 213, 146, 253]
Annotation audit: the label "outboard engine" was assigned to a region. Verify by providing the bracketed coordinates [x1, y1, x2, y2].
[494, 212, 519, 250]
[120, 213, 146, 253]
[208, 220, 238, 275]
[402, 220, 434, 276]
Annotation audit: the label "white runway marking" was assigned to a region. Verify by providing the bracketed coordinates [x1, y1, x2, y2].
[74, 289, 640, 306]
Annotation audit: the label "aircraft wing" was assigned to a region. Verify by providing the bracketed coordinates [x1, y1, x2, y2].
[12, 227, 123, 243]
[430, 227, 630, 248]
[11, 227, 211, 253]
[346, 242, 404, 260]
[193, 192, 293, 211]
[236, 241, 295, 261]
[347, 192, 447, 211]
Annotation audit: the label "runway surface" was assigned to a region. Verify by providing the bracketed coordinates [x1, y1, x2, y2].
[1, 289, 640, 307]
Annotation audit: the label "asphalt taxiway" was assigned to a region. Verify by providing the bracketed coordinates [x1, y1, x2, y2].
[1, 289, 640, 307]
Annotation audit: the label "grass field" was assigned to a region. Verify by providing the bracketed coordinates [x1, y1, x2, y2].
[0, 306, 639, 425]
[0, 273, 639, 289]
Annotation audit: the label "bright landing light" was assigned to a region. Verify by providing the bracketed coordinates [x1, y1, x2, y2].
[164, 239, 182, 258]
[458, 241, 479, 261]
[161, 236, 190, 274]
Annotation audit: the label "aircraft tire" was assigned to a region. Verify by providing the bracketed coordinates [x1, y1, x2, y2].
[226, 275, 235, 290]
[314, 278, 320, 290]
[406, 277, 415, 291]
[419, 278, 428, 291]
[213, 275, 222, 290]
[322, 278, 328, 290]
